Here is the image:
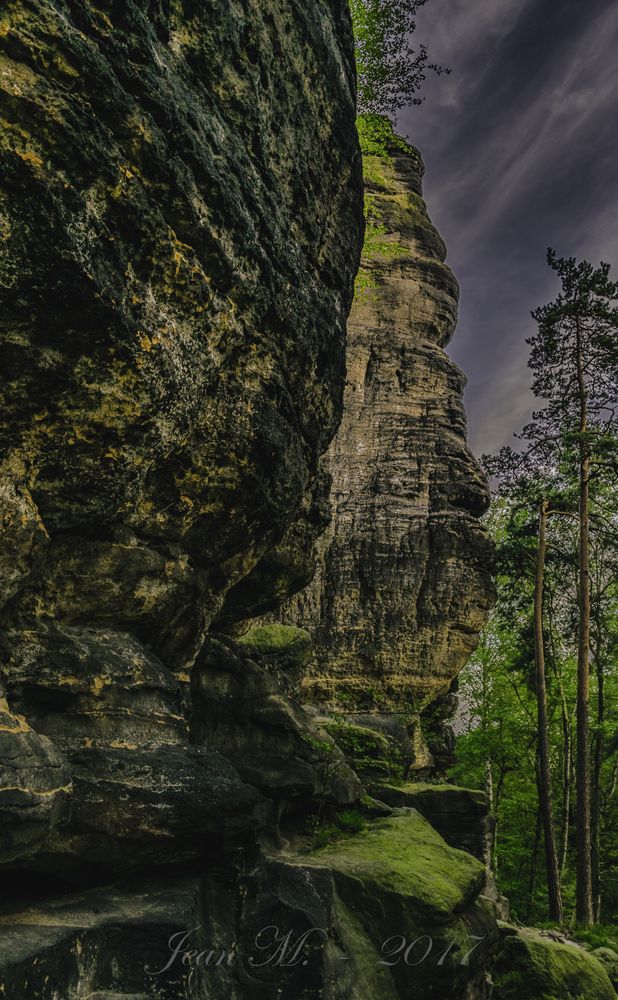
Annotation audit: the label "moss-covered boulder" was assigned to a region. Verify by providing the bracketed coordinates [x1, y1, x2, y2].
[303, 812, 498, 999]
[371, 781, 493, 860]
[235, 624, 313, 686]
[493, 927, 616, 1000]
[593, 947, 618, 990]
[322, 718, 394, 779]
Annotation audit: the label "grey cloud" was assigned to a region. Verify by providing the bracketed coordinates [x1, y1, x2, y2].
[396, 0, 618, 456]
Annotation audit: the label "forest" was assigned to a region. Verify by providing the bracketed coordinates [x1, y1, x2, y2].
[453, 251, 618, 938]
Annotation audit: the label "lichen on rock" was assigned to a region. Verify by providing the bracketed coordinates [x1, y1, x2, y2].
[0, 0, 363, 875]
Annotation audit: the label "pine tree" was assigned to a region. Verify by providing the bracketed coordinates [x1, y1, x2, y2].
[527, 251, 618, 924]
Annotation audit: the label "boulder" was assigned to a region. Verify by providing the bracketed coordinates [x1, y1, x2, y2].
[593, 947, 618, 990]
[370, 781, 493, 861]
[492, 926, 616, 1000]
[303, 811, 499, 999]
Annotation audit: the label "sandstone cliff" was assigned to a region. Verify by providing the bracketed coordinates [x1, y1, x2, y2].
[281, 134, 495, 762]
[0, 0, 364, 877]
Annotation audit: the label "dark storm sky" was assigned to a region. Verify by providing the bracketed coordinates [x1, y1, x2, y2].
[396, 0, 618, 457]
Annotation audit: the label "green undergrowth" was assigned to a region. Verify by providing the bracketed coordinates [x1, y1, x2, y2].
[309, 809, 366, 849]
[567, 925, 618, 954]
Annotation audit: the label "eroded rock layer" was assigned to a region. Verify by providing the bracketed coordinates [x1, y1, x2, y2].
[284, 142, 495, 718]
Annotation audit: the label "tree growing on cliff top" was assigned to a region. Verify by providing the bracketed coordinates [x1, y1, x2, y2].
[350, 0, 446, 116]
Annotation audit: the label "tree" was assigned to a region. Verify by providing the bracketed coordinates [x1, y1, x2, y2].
[349, 0, 446, 117]
[528, 251, 618, 924]
[533, 497, 564, 922]
[481, 456, 565, 923]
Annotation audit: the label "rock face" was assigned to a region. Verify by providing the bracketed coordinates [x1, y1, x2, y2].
[283, 140, 495, 732]
[0, 818, 499, 1000]
[304, 812, 499, 999]
[0, 0, 362, 873]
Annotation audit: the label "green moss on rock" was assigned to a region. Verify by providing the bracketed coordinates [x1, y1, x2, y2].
[309, 811, 484, 920]
[493, 927, 616, 1000]
[593, 948, 618, 990]
[303, 813, 498, 999]
[323, 719, 392, 777]
[235, 624, 312, 679]
[236, 623, 311, 656]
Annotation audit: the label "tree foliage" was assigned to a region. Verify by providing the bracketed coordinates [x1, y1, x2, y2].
[454, 252, 618, 929]
[349, 0, 446, 117]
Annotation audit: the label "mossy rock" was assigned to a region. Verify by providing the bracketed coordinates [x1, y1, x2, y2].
[593, 948, 618, 990]
[493, 927, 616, 1000]
[370, 781, 490, 859]
[323, 719, 393, 778]
[235, 624, 312, 681]
[303, 812, 498, 998]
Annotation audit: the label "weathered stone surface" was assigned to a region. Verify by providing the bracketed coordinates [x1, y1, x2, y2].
[304, 811, 499, 999]
[492, 926, 616, 1000]
[0, 817, 500, 999]
[235, 623, 314, 687]
[57, 745, 270, 871]
[191, 637, 361, 813]
[0, 0, 362, 876]
[0, 462, 47, 612]
[282, 141, 495, 730]
[0, 857, 401, 999]
[0, 876, 205, 998]
[2, 624, 189, 749]
[0, 0, 362, 660]
[370, 782, 494, 861]
[0, 686, 71, 866]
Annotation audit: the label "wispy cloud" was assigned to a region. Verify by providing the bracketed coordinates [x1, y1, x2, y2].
[397, 0, 618, 456]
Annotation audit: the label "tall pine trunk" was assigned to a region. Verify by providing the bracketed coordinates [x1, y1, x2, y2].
[484, 758, 495, 872]
[575, 320, 594, 924]
[526, 802, 542, 921]
[591, 625, 604, 922]
[534, 499, 563, 922]
[559, 685, 572, 876]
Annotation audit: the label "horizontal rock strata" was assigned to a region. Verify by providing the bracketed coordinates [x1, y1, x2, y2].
[283, 141, 495, 723]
